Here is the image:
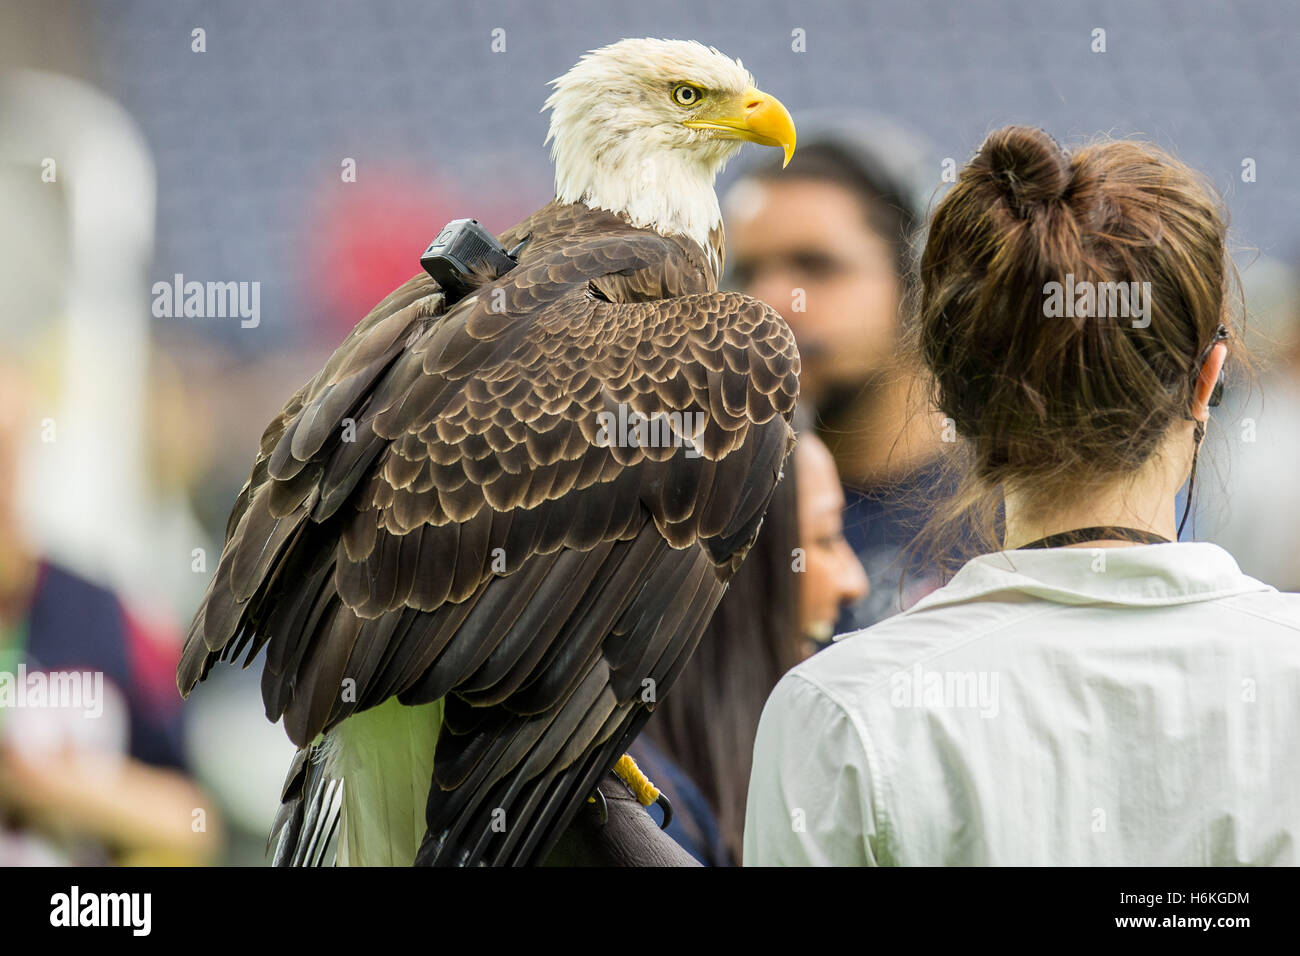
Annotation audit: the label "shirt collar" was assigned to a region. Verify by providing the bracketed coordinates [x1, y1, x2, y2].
[899, 542, 1272, 613]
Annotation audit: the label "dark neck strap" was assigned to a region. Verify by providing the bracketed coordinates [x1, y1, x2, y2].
[1014, 526, 1172, 550]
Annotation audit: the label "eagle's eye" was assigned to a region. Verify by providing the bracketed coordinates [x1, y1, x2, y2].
[671, 83, 704, 107]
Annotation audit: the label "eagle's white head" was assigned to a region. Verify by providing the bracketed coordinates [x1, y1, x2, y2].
[543, 38, 796, 258]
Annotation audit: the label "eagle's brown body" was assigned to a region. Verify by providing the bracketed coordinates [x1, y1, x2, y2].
[179, 200, 799, 865]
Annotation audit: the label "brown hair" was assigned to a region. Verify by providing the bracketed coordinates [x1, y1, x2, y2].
[906, 125, 1244, 576]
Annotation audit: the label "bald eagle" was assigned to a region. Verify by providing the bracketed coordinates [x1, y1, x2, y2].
[179, 37, 799, 867]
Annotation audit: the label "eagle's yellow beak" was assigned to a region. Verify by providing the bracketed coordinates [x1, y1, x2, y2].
[682, 87, 797, 167]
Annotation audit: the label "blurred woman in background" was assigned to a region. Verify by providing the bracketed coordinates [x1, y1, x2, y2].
[632, 430, 867, 865]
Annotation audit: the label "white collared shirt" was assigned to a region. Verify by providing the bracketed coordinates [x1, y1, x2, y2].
[744, 542, 1300, 865]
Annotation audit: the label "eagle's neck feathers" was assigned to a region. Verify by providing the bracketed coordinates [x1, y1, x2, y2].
[553, 146, 733, 276]
[546, 111, 743, 277]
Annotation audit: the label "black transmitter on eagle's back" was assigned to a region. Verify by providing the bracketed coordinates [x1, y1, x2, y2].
[420, 218, 525, 303]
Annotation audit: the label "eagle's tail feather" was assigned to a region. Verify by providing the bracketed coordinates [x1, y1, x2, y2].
[269, 742, 342, 867]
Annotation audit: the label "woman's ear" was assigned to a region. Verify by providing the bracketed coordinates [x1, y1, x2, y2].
[1191, 342, 1228, 422]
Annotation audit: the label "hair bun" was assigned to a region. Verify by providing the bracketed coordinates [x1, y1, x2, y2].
[976, 125, 1069, 218]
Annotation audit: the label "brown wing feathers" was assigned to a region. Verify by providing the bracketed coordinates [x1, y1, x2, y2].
[179, 201, 799, 865]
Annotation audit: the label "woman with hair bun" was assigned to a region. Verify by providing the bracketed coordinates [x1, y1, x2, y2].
[745, 125, 1300, 866]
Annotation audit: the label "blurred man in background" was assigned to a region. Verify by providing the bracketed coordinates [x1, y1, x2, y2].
[723, 115, 948, 631]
